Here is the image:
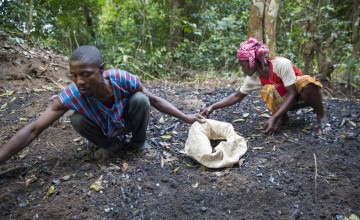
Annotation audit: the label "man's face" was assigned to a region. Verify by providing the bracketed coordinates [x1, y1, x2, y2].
[239, 60, 255, 76]
[69, 60, 103, 97]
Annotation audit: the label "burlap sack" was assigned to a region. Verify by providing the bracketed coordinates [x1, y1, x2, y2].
[184, 119, 247, 168]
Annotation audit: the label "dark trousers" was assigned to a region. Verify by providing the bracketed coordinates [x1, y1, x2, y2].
[70, 92, 150, 149]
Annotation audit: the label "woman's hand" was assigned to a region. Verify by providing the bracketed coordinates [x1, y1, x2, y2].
[263, 117, 277, 135]
[201, 106, 214, 117]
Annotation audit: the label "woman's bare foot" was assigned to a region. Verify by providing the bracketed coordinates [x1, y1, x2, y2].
[318, 116, 331, 134]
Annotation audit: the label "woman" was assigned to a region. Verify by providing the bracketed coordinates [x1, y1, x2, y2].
[202, 37, 331, 135]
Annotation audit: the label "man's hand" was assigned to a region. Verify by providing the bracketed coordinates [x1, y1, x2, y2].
[183, 113, 206, 124]
[201, 106, 214, 117]
[0, 99, 68, 164]
[263, 117, 277, 135]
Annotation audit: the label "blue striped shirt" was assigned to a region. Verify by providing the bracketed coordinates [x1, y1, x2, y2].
[58, 69, 140, 138]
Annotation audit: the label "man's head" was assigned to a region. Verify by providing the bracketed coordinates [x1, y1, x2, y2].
[69, 46, 105, 97]
[237, 38, 268, 76]
[70, 45, 103, 67]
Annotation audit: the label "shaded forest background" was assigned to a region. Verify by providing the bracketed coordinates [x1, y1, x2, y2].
[0, 0, 359, 88]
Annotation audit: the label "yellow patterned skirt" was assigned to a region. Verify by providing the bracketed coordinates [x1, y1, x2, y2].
[260, 75, 323, 114]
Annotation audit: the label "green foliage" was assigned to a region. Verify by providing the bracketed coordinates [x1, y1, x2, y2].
[0, 0, 28, 32]
[173, 1, 250, 72]
[0, 0, 357, 84]
[277, 0, 358, 85]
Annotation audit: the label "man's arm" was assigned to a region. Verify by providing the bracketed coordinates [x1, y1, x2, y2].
[137, 84, 204, 124]
[201, 91, 248, 116]
[0, 99, 69, 164]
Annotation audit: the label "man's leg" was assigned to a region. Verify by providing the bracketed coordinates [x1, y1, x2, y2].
[70, 112, 118, 148]
[122, 92, 150, 149]
[300, 83, 331, 133]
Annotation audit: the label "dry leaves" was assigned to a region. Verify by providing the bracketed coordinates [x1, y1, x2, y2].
[90, 175, 104, 192]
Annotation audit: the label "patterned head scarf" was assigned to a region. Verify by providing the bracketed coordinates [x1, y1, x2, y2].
[237, 37, 268, 69]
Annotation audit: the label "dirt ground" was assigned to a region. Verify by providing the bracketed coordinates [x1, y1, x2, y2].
[0, 33, 359, 220]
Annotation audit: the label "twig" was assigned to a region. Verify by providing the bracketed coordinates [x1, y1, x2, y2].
[313, 153, 318, 203]
[73, 30, 79, 48]
[50, 63, 68, 69]
[37, 75, 65, 90]
[0, 166, 29, 176]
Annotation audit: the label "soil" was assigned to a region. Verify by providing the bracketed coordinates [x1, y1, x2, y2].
[0, 32, 359, 220]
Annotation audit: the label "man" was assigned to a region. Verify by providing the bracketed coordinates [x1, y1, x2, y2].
[0, 45, 204, 164]
[202, 37, 331, 135]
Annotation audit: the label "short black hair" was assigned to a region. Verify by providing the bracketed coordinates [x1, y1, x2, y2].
[70, 45, 103, 67]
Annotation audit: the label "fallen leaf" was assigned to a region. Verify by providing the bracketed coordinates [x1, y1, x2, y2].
[25, 100, 39, 106]
[1, 103, 7, 110]
[233, 118, 245, 123]
[164, 157, 178, 163]
[340, 118, 347, 127]
[252, 147, 263, 150]
[259, 113, 271, 118]
[192, 182, 199, 188]
[346, 214, 360, 220]
[303, 124, 312, 130]
[273, 145, 277, 151]
[7, 90, 15, 96]
[159, 117, 164, 123]
[33, 88, 46, 92]
[90, 175, 104, 192]
[160, 135, 172, 139]
[121, 162, 129, 172]
[44, 185, 55, 199]
[73, 137, 82, 142]
[162, 151, 172, 158]
[242, 113, 250, 118]
[159, 141, 171, 148]
[160, 156, 165, 168]
[348, 120, 356, 127]
[248, 134, 261, 138]
[42, 86, 54, 91]
[19, 117, 28, 121]
[61, 175, 73, 181]
[18, 148, 29, 159]
[172, 166, 180, 174]
[25, 174, 38, 187]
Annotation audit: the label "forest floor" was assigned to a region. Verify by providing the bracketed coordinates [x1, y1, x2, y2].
[0, 33, 359, 220]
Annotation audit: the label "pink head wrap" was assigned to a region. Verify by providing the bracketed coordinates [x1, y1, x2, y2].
[237, 37, 268, 69]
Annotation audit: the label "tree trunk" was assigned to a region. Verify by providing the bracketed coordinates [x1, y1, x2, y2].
[82, 4, 96, 39]
[301, 0, 322, 76]
[168, 0, 183, 52]
[26, 0, 33, 34]
[264, 0, 280, 58]
[248, 0, 265, 41]
[344, 0, 360, 85]
[302, 20, 315, 75]
[314, 36, 334, 86]
[248, 0, 279, 57]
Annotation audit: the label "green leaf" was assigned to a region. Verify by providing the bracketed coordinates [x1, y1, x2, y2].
[44, 185, 55, 199]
